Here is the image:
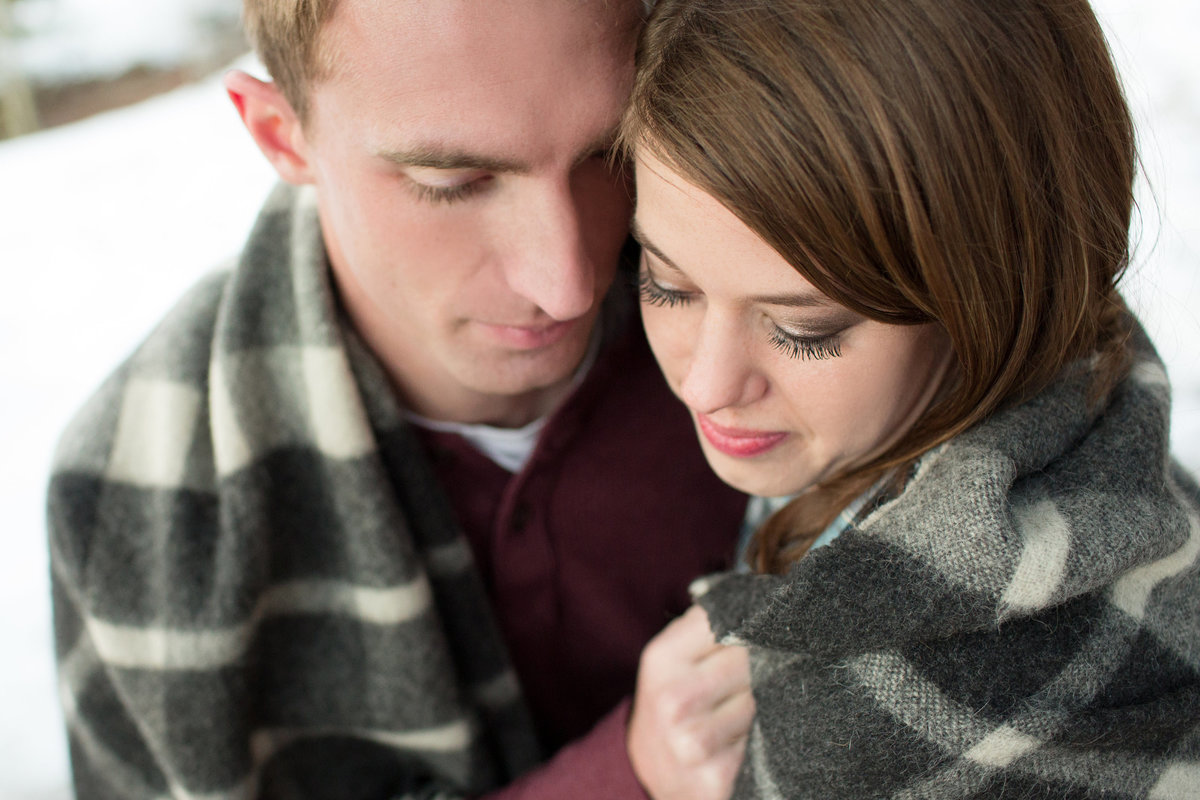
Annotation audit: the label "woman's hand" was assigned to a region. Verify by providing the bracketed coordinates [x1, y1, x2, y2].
[627, 604, 755, 800]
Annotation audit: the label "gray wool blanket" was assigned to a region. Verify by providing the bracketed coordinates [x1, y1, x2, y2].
[696, 333, 1200, 798]
[47, 179, 1200, 799]
[48, 184, 543, 799]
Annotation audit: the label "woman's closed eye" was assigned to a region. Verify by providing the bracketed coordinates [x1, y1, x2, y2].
[637, 266, 693, 307]
[768, 327, 842, 360]
[639, 264, 845, 361]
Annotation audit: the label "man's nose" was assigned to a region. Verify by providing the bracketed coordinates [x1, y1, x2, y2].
[503, 182, 596, 321]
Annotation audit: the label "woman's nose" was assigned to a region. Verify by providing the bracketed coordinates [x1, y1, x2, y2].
[677, 315, 768, 414]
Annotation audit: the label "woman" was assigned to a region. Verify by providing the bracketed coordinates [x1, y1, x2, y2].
[621, 0, 1200, 798]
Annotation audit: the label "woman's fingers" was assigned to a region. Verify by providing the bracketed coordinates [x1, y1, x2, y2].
[627, 605, 756, 800]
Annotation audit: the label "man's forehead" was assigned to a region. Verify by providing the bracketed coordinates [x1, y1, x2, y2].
[322, 0, 642, 64]
[309, 0, 639, 160]
[311, 0, 640, 109]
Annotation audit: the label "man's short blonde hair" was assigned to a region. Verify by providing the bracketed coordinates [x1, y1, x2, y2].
[244, 0, 650, 123]
[242, 0, 339, 122]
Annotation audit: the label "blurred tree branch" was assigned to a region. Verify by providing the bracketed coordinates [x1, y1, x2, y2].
[1, 0, 39, 139]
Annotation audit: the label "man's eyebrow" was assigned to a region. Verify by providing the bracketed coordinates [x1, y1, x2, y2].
[379, 130, 619, 175]
[574, 130, 622, 166]
[376, 145, 531, 174]
[630, 216, 836, 309]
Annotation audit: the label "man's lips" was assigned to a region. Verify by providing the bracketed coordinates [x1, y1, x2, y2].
[696, 414, 788, 458]
[477, 318, 577, 349]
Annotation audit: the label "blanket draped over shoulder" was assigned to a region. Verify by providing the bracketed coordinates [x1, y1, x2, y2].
[696, 329, 1200, 799]
[49, 184, 542, 799]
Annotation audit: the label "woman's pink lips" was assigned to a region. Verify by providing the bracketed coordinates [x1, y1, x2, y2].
[696, 414, 788, 458]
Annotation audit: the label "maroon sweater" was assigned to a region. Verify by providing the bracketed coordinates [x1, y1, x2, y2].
[416, 315, 747, 797]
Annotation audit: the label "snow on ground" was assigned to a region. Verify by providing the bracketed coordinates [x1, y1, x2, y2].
[0, 56, 276, 800]
[1, 2, 1197, 798]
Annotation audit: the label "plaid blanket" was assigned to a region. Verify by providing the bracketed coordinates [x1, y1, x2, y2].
[696, 332, 1200, 798]
[48, 184, 542, 799]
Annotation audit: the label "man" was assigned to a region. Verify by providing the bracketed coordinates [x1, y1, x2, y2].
[47, 1, 747, 798]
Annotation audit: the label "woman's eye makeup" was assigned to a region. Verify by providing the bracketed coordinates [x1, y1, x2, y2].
[768, 327, 843, 361]
[638, 261, 845, 361]
[636, 266, 693, 307]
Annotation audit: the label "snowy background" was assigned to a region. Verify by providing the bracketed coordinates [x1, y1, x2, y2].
[1, 0, 1197, 797]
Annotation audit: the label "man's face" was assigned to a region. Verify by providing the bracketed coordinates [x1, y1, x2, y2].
[297, 0, 637, 425]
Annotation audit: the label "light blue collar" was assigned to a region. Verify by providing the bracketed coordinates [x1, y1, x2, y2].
[734, 479, 886, 571]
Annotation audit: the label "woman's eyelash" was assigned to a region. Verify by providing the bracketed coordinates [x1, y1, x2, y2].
[636, 268, 692, 307]
[769, 328, 842, 361]
[639, 264, 843, 360]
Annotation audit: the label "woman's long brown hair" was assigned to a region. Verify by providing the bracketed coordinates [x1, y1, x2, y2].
[621, 0, 1138, 573]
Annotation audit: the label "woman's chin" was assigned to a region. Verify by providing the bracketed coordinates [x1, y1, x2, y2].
[701, 445, 816, 499]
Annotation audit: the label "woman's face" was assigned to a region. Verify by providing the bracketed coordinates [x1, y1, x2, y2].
[634, 150, 955, 497]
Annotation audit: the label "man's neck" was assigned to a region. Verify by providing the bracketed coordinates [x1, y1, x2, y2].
[395, 373, 578, 429]
[390, 325, 604, 428]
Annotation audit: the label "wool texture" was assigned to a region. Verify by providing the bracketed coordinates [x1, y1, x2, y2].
[696, 330, 1200, 798]
[47, 184, 544, 799]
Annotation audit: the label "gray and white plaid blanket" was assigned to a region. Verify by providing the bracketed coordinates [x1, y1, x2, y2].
[697, 331, 1200, 798]
[48, 184, 541, 799]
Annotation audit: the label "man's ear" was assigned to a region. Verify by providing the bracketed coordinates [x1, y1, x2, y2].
[224, 70, 315, 185]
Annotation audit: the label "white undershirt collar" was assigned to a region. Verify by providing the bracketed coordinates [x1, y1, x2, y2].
[404, 325, 602, 473]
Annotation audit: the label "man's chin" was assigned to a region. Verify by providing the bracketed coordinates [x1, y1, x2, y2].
[465, 339, 585, 393]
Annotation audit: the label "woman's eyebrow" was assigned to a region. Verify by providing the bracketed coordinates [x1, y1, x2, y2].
[747, 290, 836, 309]
[630, 216, 836, 309]
[629, 217, 684, 273]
